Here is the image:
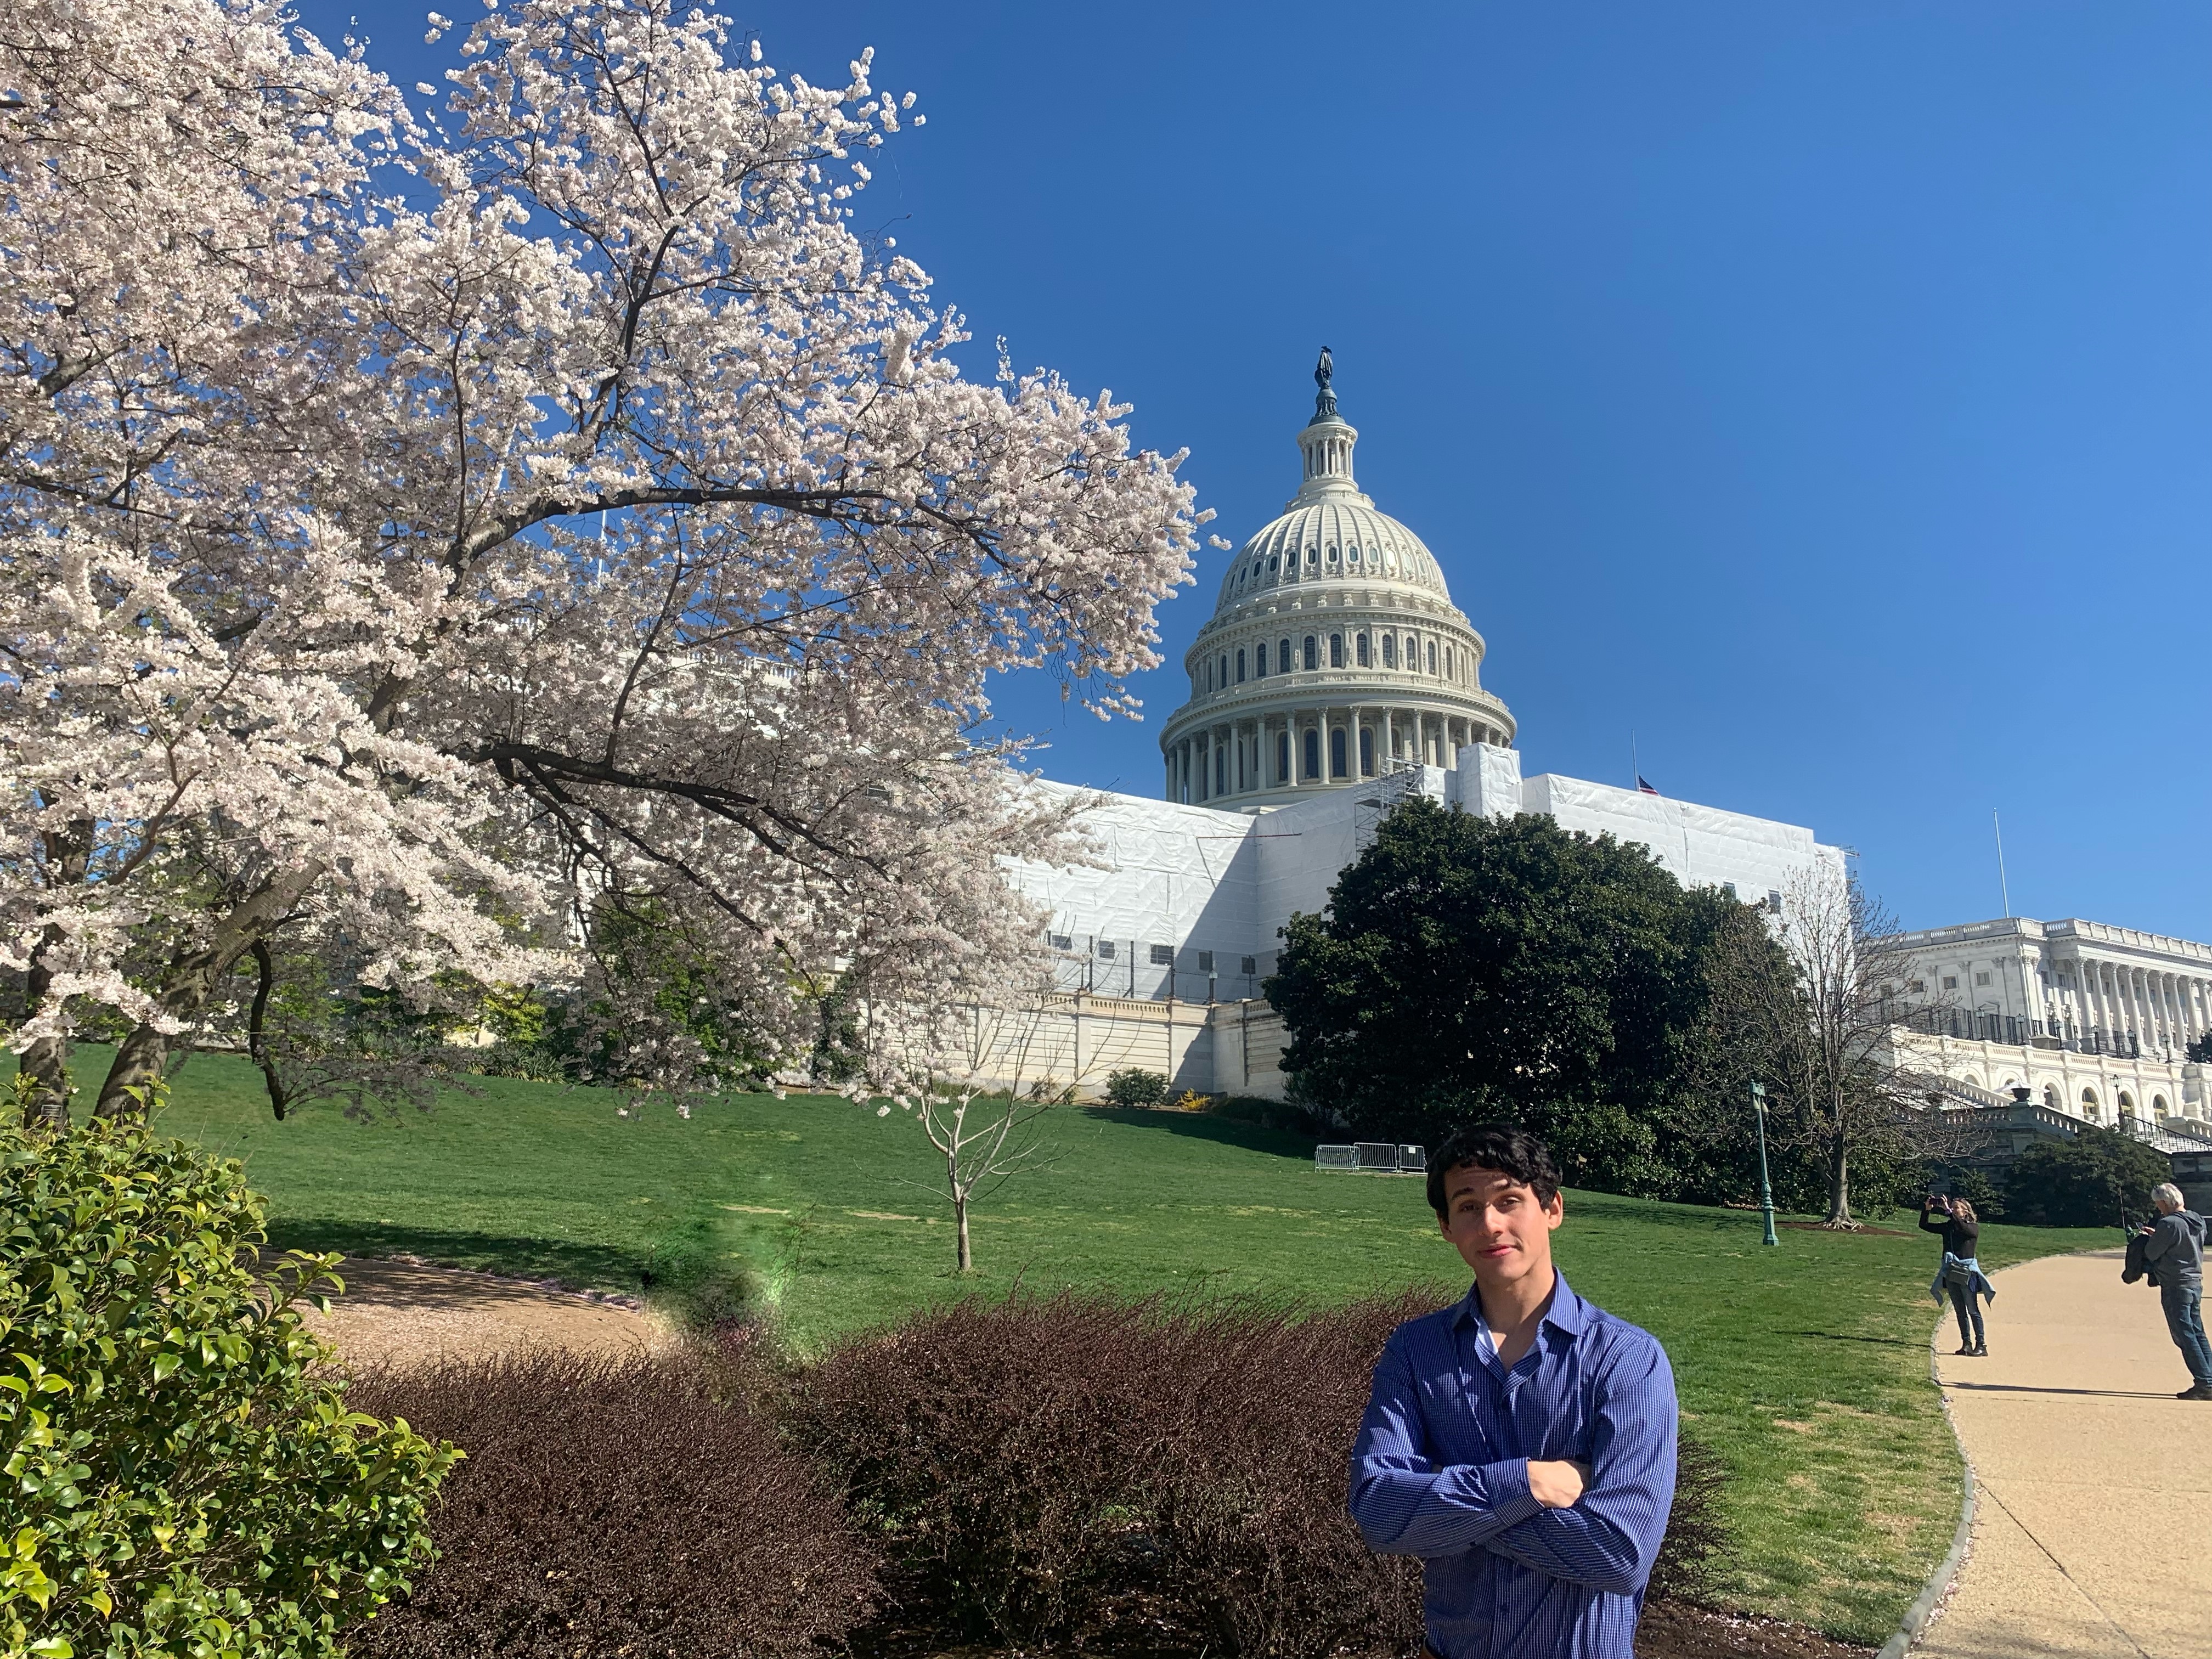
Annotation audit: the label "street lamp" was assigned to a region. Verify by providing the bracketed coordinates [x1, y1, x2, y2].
[1750, 1079, 1780, 1248]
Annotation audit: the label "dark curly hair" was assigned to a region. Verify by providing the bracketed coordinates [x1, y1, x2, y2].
[1426, 1124, 1562, 1219]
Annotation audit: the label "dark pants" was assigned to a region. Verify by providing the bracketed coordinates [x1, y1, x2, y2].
[1945, 1274, 1984, 1350]
[2159, 1280, 2212, 1386]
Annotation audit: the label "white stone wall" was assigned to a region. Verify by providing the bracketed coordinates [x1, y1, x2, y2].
[997, 753, 1847, 1099]
[1880, 915, 2212, 1124]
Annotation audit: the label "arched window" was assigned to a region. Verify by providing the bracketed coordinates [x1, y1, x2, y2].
[1383, 634, 1397, 668]
[1303, 727, 1321, 779]
[1356, 633, 1370, 667]
[1256, 642, 1269, 677]
[1327, 544, 1339, 566]
[2044, 1084, 2061, 1110]
[1404, 634, 1417, 668]
[1329, 634, 1344, 668]
[1305, 545, 1318, 565]
[1203, 661, 1211, 693]
[1359, 727, 1375, 776]
[1279, 636, 1292, 672]
[1218, 653, 1228, 689]
[1329, 726, 1348, 777]
[1302, 635, 1318, 671]
[2120, 1091, 2137, 1116]
[1277, 729, 1290, 782]
[1236, 648, 1246, 683]
[1445, 646, 1454, 679]
[1427, 640, 1438, 675]
[2154, 1094, 2169, 1116]
[1267, 554, 1279, 572]
[1235, 569, 1245, 587]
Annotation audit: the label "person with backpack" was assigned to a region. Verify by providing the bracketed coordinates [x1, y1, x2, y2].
[1919, 1193, 1991, 1356]
[2138, 1183, 2211, 1401]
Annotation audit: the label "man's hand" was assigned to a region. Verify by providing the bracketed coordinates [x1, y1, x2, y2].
[1527, 1459, 1591, 1509]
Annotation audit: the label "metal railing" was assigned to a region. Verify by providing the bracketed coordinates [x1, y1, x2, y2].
[1891, 1007, 2152, 1059]
[1316, 1142, 1427, 1175]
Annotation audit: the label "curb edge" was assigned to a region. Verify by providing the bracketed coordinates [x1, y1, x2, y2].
[1876, 1312, 1978, 1659]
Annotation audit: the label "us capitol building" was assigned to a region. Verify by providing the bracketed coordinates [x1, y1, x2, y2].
[992, 357, 2212, 1145]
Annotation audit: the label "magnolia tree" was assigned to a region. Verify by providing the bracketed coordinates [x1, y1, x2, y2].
[1, 0, 1204, 1121]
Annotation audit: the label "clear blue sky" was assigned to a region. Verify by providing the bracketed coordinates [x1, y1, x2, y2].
[313, 2, 2212, 936]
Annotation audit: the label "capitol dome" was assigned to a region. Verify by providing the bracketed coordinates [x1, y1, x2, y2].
[1159, 354, 1515, 809]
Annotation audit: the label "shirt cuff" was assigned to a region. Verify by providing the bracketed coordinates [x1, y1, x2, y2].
[1468, 1457, 1545, 1530]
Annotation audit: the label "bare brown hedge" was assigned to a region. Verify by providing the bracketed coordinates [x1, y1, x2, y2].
[790, 1288, 1731, 1657]
[346, 1352, 878, 1659]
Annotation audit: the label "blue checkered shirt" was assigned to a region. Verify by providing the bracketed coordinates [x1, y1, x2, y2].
[1347, 1274, 1678, 1659]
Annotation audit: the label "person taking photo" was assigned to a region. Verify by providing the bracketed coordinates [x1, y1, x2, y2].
[2140, 1182, 2210, 1401]
[1347, 1125, 1677, 1659]
[1919, 1192, 1991, 1357]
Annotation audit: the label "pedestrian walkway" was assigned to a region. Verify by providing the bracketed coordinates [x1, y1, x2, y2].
[1914, 1251, 2211, 1659]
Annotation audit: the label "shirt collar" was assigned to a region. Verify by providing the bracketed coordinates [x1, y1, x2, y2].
[1452, 1270, 1588, 1341]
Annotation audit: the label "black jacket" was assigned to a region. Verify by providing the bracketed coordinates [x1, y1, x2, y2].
[1920, 1204, 1979, 1260]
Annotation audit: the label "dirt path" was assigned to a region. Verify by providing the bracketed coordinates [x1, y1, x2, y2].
[306, 1256, 670, 1369]
[1914, 1250, 2211, 1659]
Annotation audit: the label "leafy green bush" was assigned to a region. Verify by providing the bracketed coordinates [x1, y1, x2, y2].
[1103, 1068, 1171, 1109]
[0, 1114, 456, 1659]
[2002, 1127, 2172, 1228]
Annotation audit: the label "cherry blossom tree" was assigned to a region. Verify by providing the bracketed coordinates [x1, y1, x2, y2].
[1, 0, 1203, 1122]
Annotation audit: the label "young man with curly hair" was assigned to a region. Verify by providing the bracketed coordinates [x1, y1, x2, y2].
[1348, 1124, 1678, 1659]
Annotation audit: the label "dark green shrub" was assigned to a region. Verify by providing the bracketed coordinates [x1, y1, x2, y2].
[346, 1353, 878, 1659]
[2004, 1128, 2173, 1227]
[1103, 1068, 1171, 1108]
[789, 1289, 1731, 1655]
[1925, 1163, 2007, 1223]
[0, 1115, 455, 1659]
[1203, 1094, 1332, 1137]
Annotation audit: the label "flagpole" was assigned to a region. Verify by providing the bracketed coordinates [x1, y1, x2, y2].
[1994, 810, 2011, 919]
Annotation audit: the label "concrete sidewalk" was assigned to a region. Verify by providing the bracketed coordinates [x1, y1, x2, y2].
[1914, 1251, 2210, 1659]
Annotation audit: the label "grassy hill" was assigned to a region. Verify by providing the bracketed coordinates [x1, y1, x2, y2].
[106, 1045, 2102, 1643]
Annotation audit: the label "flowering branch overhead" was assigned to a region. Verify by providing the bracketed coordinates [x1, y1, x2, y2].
[0, 0, 1202, 1116]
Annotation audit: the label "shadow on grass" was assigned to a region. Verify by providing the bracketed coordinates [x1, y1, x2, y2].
[1786, 1330, 1925, 1348]
[267, 1220, 643, 1296]
[1077, 1107, 1313, 1161]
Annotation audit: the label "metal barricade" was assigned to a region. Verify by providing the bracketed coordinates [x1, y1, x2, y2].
[1315, 1142, 1427, 1175]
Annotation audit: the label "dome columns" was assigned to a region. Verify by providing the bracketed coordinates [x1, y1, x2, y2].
[1163, 702, 1510, 808]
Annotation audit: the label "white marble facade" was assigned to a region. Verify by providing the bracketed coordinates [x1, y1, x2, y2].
[1878, 917, 2212, 1127]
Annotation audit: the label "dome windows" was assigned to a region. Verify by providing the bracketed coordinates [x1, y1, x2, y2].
[1355, 633, 1371, 667]
[1328, 633, 1344, 668]
[1267, 554, 1279, 572]
[1302, 635, 1318, 671]
[1382, 635, 1397, 669]
[1279, 636, 1291, 673]
[1426, 640, 1438, 675]
[1256, 642, 1269, 676]
[1305, 546, 1318, 565]
[1236, 648, 1246, 683]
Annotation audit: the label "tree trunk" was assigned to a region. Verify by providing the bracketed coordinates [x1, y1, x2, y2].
[1822, 1133, 1855, 1228]
[94, 864, 324, 1119]
[18, 822, 92, 1129]
[247, 940, 289, 1121]
[954, 1188, 973, 1274]
[15, 1031, 72, 1130]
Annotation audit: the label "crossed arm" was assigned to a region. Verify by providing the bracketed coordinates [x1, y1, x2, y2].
[1347, 1336, 1678, 1597]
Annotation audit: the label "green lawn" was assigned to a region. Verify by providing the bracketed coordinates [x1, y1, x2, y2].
[108, 1045, 2102, 1645]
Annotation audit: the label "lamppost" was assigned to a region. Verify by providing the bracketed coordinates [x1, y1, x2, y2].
[1750, 1079, 1780, 1248]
